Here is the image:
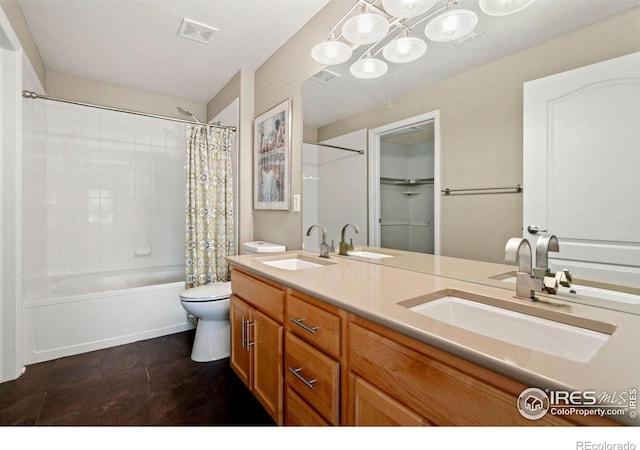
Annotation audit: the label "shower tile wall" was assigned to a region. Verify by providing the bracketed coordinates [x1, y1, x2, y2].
[22, 51, 48, 291]
[44, 103, 187, 276]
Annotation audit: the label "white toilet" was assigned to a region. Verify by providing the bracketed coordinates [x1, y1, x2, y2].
[180, 241, 285, 363]
[180, 282, 232, 362]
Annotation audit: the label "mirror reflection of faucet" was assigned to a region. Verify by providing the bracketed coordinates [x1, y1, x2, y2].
[339, 223, 360, 256]
[504, 234, 573, 301]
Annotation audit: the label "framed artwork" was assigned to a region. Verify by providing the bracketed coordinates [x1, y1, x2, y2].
[254, 98, 291, 210]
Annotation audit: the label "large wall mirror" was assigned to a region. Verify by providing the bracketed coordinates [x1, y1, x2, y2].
[302, 1, 640, 314]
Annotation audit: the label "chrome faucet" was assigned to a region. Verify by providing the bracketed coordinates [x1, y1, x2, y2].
[306, 224, 333, 258]
[339, 223, 360, 255]
[504, 237, 543, 300]
[534, 234, 572, 293]
[534, 234, 559, 278]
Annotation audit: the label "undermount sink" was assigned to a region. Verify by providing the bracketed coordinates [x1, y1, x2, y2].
[258, 255, 335, 271]
[347, 250, 394, 259]
[399, 289, 614, 363]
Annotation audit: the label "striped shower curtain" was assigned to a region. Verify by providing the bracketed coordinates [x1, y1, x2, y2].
[184, 124, 235, 288]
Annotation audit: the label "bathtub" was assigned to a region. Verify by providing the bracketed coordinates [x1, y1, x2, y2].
[22, 265, 194, 364]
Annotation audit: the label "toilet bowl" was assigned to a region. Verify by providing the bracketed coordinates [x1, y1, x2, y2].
[180, 281, 232, 362]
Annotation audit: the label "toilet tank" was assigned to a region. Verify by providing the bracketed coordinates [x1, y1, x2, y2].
[242, 241, 286, 255]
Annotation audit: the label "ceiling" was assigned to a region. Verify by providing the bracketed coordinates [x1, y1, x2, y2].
[17, 0, 330, 103]
[303, 0, 640, 129]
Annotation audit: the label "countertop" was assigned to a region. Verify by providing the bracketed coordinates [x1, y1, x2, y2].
[227, 249, 640, 425]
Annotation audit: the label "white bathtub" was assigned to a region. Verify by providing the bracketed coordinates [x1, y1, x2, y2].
[22, 265, 194, 364]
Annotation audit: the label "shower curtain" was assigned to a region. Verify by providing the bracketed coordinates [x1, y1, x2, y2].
[185, 125, 236, 288]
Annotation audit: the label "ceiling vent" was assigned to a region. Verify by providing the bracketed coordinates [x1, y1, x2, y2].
[453, 30, 484, 46]
[178, 18, 218, 44]
[311, 69, 341, 85]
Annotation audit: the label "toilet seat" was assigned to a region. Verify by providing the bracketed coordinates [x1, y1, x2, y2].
[180, 281, 231, 302]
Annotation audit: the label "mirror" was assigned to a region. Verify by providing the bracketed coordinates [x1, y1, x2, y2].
[302, 2, 640, 314]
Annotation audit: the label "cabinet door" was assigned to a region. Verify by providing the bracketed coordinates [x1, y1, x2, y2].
[252, 308, 284, 425]
[349, 374, 426, 426]
[230, 295, 251, 389]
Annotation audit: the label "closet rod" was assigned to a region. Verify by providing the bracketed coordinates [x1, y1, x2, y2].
[441, 185, 523, 195]
[22, 90, 236, 132]
[303, 141, 364, 154]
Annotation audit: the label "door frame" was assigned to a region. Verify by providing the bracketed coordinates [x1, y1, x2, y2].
[368, 110, 441, 254]
[1, 7, 24, 382]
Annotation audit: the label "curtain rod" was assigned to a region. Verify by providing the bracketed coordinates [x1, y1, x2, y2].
[21, 90, 236, 132]
[303, 141, 364, 154]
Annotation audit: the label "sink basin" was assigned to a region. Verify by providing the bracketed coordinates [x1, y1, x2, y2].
[258, 256, 334, 271]
[400, 289, 613, 363]
[347, 250, 394, 259]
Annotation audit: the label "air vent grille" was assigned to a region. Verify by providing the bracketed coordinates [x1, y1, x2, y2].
[311, 69, 341, 85]
[178, 18, 218, 44]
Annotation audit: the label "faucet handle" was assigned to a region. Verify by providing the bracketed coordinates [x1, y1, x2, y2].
[557, 269, 572, 287]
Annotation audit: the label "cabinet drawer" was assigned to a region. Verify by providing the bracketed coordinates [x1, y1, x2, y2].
[348, 321, 572, 426]
[285, 385, 330, 426]
[231, 268, 284, 322]
[286, 292, 341, 358]
[285, 333, 340, 425]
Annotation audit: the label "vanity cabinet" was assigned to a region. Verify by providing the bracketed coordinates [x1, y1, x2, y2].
[284, 290, 343, 425]
[345, 314, 613, 427]
[230, 268, 284, 424]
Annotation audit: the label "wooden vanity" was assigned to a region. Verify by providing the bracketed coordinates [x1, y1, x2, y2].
[228, 264, 617, 426]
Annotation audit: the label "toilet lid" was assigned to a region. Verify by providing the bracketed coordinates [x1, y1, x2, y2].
[180, 281, 231, 301]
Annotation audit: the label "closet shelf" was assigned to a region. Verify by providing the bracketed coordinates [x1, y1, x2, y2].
[380, 177, 434, 186]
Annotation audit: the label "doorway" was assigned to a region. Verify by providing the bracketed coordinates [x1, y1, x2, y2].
[368, 111, 440, 254]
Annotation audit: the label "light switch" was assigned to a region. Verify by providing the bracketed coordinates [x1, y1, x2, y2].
[292, 194, 300, 212]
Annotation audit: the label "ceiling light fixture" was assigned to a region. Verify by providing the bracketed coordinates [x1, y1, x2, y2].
[424, 5, 478, 43]
[342, 5, 390, 45]
[311, 0, 534, 80]
[382, 0, 437, 19]
[479, 0, 536, 17]
[382, 28, 427, 63]
[350, 53, 389, 79]
[311, 34, 353, 65]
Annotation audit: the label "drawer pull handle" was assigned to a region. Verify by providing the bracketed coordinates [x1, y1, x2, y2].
[290, 317, 319, 335]
[288, 367, 317, 390]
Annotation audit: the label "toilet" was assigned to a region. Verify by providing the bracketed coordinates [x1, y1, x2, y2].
[180, 282, 232, 362]
[180, 241, 285, 362]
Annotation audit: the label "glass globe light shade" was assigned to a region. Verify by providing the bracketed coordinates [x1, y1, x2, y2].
[382, 0, 437, 19]
[382, 36, 427, 63]
[311, 40, 353, 65]
[350, 57, 388, 79]
[342, 12, 389, 45]
[424, 9, 478, 43]
[479, 0, 536, 16]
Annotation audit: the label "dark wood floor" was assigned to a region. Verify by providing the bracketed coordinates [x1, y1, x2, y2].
[0, 330, 275, 426]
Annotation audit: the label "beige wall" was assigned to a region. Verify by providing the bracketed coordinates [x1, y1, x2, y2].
[207, 69, 255, 249]
[46, 70, 206, 120]
[252, 1, 346, 251]
[314, 8, 640, 263]
[1, 0, 45, 87]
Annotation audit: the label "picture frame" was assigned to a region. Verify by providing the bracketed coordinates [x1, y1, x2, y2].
[253, 98, 292, 211]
